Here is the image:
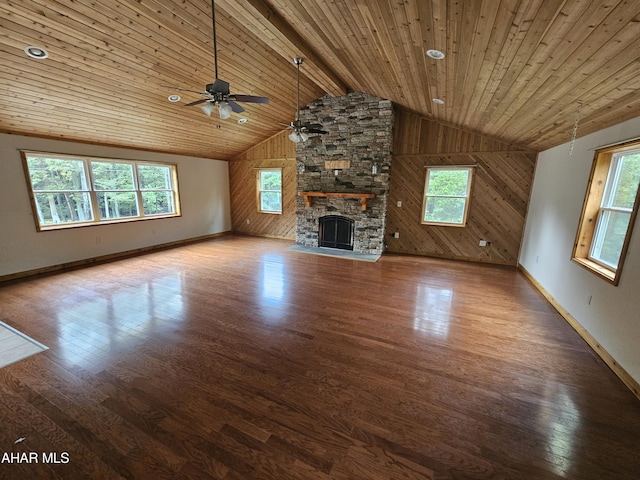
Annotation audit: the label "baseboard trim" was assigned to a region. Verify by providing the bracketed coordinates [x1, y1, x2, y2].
[518, 264, 640, 401]
[384, 247, 517, 266]
[233, 231, 295, 241]
[0, 231, 231, 284]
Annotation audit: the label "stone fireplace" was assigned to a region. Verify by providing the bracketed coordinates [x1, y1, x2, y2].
[295, 92, 394, 255]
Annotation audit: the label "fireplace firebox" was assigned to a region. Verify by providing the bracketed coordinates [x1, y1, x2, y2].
[318, 215, 354, 250]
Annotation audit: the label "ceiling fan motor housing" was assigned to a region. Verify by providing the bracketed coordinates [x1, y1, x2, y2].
[206, 80, 229, 98]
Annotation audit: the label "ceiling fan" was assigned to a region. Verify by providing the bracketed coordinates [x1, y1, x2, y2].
[163, 0, 268, 119]
[282, 57, 328, 143]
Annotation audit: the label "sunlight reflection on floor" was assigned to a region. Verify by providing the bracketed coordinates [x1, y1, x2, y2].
[56, 274, 185, 366]
[413, 284, 453, 338]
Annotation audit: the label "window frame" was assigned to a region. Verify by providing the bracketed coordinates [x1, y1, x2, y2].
[21, 151, 181, 231]
[572, 141, 640, 285]
[421, 166, 475, 227]
[256, 167, 283, 215]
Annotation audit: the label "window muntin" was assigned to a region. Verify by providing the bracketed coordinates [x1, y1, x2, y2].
[573, 143, 640, 285]
[22, 152, 180, 230]
[257, 168, 282, 214]
[421, 167, 474, 226]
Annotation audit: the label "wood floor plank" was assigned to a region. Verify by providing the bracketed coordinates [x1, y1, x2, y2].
[0, 235, 639, 479]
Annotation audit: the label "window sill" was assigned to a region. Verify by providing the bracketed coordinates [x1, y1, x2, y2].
[421, 221, 466, 227]
[572, 257, 617, 285]
[36, 213, 181, 231]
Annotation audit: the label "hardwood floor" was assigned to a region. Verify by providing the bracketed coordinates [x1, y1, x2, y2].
[0, 235, 639, 479]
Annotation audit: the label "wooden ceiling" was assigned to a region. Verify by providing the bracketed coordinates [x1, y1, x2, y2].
[2, 0, 640, 160]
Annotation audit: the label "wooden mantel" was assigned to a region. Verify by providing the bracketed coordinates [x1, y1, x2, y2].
[299, 191, 375, 211]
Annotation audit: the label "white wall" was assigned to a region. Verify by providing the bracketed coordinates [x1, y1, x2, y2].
[0, 133, 231, 276]
[520, 116, 640, 385]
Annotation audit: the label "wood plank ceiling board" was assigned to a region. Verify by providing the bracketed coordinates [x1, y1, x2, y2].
[0, 0, 323, 160]
[477, 0, 594, 133]
[214, 0, 347, 97]
[455, 0, 499, 127]
[286, 0, 369, 90]
[2, 0, 640, 159]
[491, 0, 640, 147]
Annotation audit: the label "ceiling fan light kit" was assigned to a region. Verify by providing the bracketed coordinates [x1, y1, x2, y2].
[289, 131, 309, 143]
[200, 102, 216, 116]
[218, 101, 233, 119]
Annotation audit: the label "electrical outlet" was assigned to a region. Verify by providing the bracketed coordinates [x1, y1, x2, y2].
[246, 218, 250, 224]
[397, 200, 402, 207]
[394, 232, 400, 238]
[479, 240, 487, 247]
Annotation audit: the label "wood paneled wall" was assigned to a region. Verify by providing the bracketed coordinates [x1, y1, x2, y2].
[229, 131, 297, 239]
[386, 109, 537, 265]
[229, 109, 537, 262]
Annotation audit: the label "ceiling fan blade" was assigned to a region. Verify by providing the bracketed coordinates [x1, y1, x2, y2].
[227, 101, 245, 113]
[301, 122, 328, 134]
[184, 99, 210, 107]
[207, 79, 230, 95]
[230, 94, 269, 104]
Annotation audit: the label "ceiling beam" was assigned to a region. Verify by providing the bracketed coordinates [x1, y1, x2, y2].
[215, 0, 347, 97]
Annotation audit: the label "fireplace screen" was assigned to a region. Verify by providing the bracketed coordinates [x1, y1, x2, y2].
[318, 215, 354, 250]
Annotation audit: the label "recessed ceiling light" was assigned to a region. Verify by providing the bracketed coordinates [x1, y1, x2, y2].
[168, 94, 181, 102]
[426, 49, 445, 60]
[24, 46, 48, 59]
[237, 118, 247, 124]
[432, 98, 445, 105]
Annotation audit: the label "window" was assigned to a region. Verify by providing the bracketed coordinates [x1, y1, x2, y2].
[573, 142, 640, 285]
[22, 152, 180, 230]
[257, 168, 282, 214]
[421, 166, 474, 226]
[91, 161, 139, 220]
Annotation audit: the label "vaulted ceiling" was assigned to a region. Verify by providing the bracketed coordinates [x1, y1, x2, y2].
[2, 0, 640, 160]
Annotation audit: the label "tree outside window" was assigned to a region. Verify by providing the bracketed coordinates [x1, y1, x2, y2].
[421, 167, 474, 226]
[258, 169, 282, 214]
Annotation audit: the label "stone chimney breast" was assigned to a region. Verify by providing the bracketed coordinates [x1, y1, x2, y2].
[295, 92, 394, 255]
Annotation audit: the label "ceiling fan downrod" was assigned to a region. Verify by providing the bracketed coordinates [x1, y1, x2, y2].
[294, 57, 302, 122]
[211, 0, 219, 80]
